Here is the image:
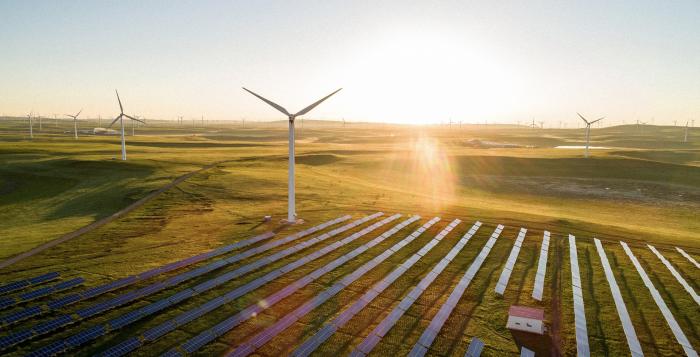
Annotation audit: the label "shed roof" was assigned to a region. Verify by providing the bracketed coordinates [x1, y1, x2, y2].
[509, 305, 544, 320]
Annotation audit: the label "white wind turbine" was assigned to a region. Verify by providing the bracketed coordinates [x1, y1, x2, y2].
[108, 90, 144, 160]
[66, 109, 82, 139]
[243, 87, 342, 223]
[577, 112, 604, 158]
[27, 112, 33, 139]
[684, 121, 689, 143]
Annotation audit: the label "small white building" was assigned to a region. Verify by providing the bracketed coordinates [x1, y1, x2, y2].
[506, 305, 545, 335]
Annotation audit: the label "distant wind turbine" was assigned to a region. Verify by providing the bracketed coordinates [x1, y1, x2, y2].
[27, 112, 33, 139]
[577, 113, 604, 158]
[108, 90, 145, 160]
[66, 109, 82, 139]
[684, 121, 689, 143]
[243, 86, 342, 223]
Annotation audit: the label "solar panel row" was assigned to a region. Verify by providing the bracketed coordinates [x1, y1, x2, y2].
[675, 247, 700, 269]
[23, 214, 380, 355]
[99, 214, 410, 357]
[621, 241, 698, 357]
[648, 245, 700, 306]
[0, 230, 281, 327]
[292, 219, 462, 357]
[464, 337, 484, 357]
[0, 272, 60, 296]
[225, 218, 455, 357]
[0, 278, 84, 310]
[531, 231, 550, 301]
[494, 228, 527, 295]
[593, 239, 643, 357]
[408, 224, 503, 357]
[1, 215, 357, 352]
[568, 235, 589, 357]
[353, 221, 483, 356]
[162, 216, 435, 357]
[520, 347, 535, 357]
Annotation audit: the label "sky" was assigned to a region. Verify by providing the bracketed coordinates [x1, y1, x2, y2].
[1, 0, 699, 125]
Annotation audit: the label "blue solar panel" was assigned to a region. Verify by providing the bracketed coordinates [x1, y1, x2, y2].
[33, 314, 73, 334]
[65, 325, 105, 348]
[182, 330, 216, 353]
[48, 294, 81, 309]
[102, 336, 141, 357]
[0, 329, 33, 349]
[0, 297, 15, 309]
[28, 272, 60, 285]
[26, 339, 66, 357]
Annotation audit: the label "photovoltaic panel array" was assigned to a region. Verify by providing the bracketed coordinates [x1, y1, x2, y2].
[352, 221, 483, 356]
[100, 214, 410, 357]
[593, 239, 643, 357]
[0, 229, 280, 327]
[0, 272, 59, 296]
[621, 241, 698, 357]
[569, 235, 589, 357]
[0, 278, 84, 310]
[2, 215, 357, 353]
[494, 228, 527, 295]
[464, 337, 484, 357]
[532, 231, 550, 301]
[675, 247, 700, 269]
[648, 244, 700, 306]
[409, 224, 504, 357]
[26, 214, 382, 356]
[292, 219, 463, 357]
[223, 218, 457, 357]
[161, 215, 434, 357]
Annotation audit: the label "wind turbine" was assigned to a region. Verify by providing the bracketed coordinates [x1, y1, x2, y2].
[27, 112, 33, 139]
[108, 90, 144, 160]
[684, 121, 689, 143]
[577, 113, 604, 158]
[66, 109, 82, 139]
[243, 87, 342, 223]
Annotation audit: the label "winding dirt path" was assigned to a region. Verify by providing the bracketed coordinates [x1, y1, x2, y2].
[0, 160, 230, 271]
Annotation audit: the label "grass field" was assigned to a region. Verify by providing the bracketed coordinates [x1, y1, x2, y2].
[0, 118, 698, 356]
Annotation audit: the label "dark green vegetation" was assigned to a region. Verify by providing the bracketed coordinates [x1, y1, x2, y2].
[0, 117, 698, 356]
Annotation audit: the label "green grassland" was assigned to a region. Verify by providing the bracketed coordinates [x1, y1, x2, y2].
[0, 117, 698, 356]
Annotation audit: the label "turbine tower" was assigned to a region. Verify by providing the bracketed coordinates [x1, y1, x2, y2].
[577, 113, 604, 158]
[66, 109, 82, 139]
[27, 112, 33, 139]
[684, 121, 689, 143]
[243, 87, 342, 223]
[108, 90, 144, 160]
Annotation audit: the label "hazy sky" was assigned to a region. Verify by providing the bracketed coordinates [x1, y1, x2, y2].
[1, 0, 699, 125]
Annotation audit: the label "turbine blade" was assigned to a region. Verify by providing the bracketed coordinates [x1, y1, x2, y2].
[577, 112, 589, 125]
[242, 87, 290, 116]
[294, 88, 342, 117]
[125, 114, 146, 124]
[76, 109, 82, 118]
[115, 89, 124, 114]
[108, 115, 121, 128]
[590, 117, 604, 124]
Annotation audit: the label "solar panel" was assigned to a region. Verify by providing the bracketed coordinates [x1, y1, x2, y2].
[96, 214, 406, 357]
[593, 239, 643, 357]
[532, 231, 550, 301]
[166, 216, 436, 357]
[675, 247, 700, 269]
[409, 224, 503, 357]
[0, 272, 60, 296]
[520, 347, 535, 357]
[464, 337, 484, 357]
[621, 241, 697, 356]
[648, 244, 700, 306]
[495, 228, 527, 295]
[568, 235, 589, 357]
[292, 219, 462, 356]
[7, 215, 373, 353]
